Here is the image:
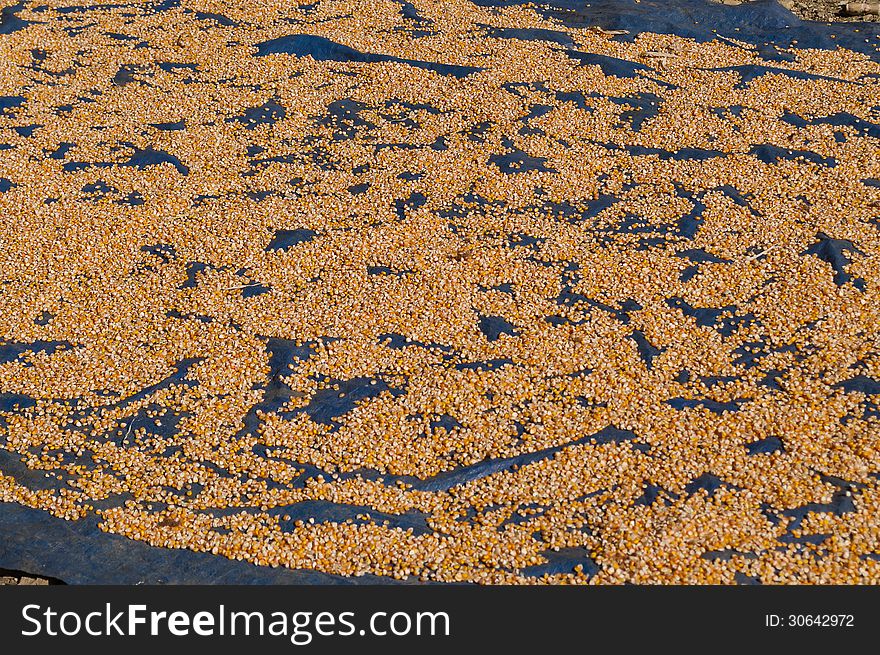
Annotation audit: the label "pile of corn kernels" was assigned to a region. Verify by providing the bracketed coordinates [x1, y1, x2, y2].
[0, 0, 878, 583]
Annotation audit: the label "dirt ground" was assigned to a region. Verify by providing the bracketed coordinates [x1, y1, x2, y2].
[783, 0, 879, 22]
[0, 568, 60, 585]
[712, 0, 878, 22]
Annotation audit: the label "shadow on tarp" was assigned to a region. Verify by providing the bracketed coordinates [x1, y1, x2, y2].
[0, 503, 417, 585]
[255, 34, 482, 78]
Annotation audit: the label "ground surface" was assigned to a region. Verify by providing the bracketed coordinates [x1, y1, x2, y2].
[0, 0, 879, 584]
[0, 568, 54, 585]
[783, 0, 879, 23]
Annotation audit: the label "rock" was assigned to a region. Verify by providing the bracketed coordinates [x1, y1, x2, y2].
[18, 576, 48, 585]
[844, 1, 879, 14]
